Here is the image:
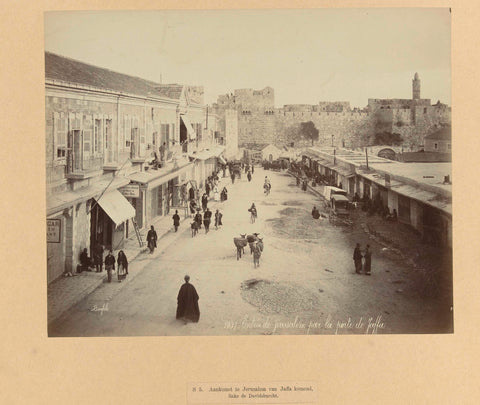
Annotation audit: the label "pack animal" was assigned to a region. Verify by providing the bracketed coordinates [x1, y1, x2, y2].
[233, 234, 248, 260]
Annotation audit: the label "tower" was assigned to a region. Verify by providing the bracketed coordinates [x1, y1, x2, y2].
[412, 72, 421, 100]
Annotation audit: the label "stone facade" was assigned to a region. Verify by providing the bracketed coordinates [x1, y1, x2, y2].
[213, 74, 451, 150]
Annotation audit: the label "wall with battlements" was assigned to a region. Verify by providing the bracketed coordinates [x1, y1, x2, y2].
[214, 78, 451, 150]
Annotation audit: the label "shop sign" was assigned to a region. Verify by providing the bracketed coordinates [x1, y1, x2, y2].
[119, 184, 140, 198]
[47, 219, 61, 243]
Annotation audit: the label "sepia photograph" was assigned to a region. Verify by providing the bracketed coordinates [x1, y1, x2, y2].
[45, 8, 452, 337]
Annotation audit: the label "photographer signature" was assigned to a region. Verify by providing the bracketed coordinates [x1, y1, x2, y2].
[90, 303, 109, 315]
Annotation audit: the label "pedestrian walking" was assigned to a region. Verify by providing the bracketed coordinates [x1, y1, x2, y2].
[201, 193, 208, 211]
[353, 243, 363, 274]
[363, 245, 372, 275]
[248, 203, 257, 223]
[93, 242, 104, 272]
[189, 199, 197, 217]
[147, 225, 157, 254]
[213, 186, 220, 202]
[104, 249, 115, 283]
[117, 250, 128, 282]
[173, 210, 180, 232]
[205, 182, 211, 198]
[311, 206, 320, 219]
[189, 186, 195, 201]
[230, 172, 235, 184]
[221, 186, 228, 202]
[251, 164, 254, 174]
[203, 208, 212, 233]
[247, 171, 252, 182]
[214, 209, 223, 230]
[176, 275, 200, 323]
[195, 209, 203, 230]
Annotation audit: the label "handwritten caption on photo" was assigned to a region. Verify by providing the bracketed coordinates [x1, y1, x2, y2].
[188, 381, 317, 404]
[224, 315, 385, 334]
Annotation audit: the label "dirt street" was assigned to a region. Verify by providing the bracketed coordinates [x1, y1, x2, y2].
[49, 167, 453, 336]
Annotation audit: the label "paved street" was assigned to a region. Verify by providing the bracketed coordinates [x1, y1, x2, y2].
[49, 168, 452, 336]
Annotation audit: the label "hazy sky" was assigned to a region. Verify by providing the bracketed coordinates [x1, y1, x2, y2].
[44, 9, 451, 108]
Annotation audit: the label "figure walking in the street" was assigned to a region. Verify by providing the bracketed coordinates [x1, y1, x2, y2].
[264, 176, 271, 196]
[214, 209, 223, 230]
[213, 186, 220, 202]
[363, 244, 372, 275]
[147, 225, 157, 254]
[203, 208, 212, 233]
[221, 186, 228, 202]
[189, 199, 197, 217]
[302, 178, 308, 192]
[201, 193, 208, 211]
[247, 170, 252, 182]
[311, 206, 320, 219]
[248, 203, 257, 223]
[93, 242, 104, 272]
[230, 172, 235, 184]
[253, 238, 263, 268]
[251, 164, 254, 174]
[173, 210, 180, 232]
[176, 275, 200, 323]
[117, 250, 128, 282]
[353, 243, 363, 274]
[205, 181, 211, 198]
[195, 209, 203, 230]
[104, 249, 115, 283]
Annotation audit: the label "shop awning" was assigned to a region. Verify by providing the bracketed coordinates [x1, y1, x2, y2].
[180, 115, 196, 139]
[96, 190, 135, 226]
[218, 156, 227, 165]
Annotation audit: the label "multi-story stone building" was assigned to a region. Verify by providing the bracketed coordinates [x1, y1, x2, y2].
[213, 73, 451, 151]
[46, 52, 224, 283]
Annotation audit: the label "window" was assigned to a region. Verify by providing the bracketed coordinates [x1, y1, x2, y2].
[94, 119, 102, 153]
[83, 116, 92, 159]
[424, 108, 427, 114]
[124, 115, 131, 148]
[447, 144, 451, 150]
[55, 113, 67, 159]
[434, 143, 438, 150]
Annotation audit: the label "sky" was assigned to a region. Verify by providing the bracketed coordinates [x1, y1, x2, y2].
[44, 9, 451, 108]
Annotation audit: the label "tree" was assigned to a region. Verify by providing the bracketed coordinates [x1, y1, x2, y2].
[300, 121, 319, 146]
[373, 131, 403, 146]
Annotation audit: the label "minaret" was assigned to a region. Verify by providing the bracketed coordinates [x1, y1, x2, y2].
[412, 72, 421, 100]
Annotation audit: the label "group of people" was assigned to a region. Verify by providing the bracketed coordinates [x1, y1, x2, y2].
[193, 207, 223, 233]
[353, 243, 372, 275]
[79, 245, 129, 283]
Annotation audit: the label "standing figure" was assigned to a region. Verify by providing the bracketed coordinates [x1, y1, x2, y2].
[302, 178, 308, 192]
[248, 203, 257, 223]
[230, 172, 235, 184]
[247, 171, 252, 182]
[205, 182, 211, 197]
[93, 242, 104, 272]
[221, 186, 228, 202]
[251, 164, 254, 174]
[79, 248, 91, 272]
[363, 245, 372, 275]
[253, 239, 263, 268]
[172, 210, 180, 232]
[189, 199, 197, 217]
[353, 243, 363, 274]
[117, 250, 128, 282]
[147, 225, 158, 254]
[312, 206, 320, 219]
[214, 209, 223, 230]
[201, 193, 208, 211]
[104, 249, 115, 283]
[203, 208, 212, 233]
[189, 186, 195, 201]
[194, 209, 203, 230]
[176, 275, 200, 323]
[213, 186, 220, 202]
[159, 142, 166, 163]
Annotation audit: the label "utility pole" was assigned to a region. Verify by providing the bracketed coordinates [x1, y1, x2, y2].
[365, 147, 369, 169]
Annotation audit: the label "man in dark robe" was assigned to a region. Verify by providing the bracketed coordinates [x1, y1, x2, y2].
[312, 206, 320, 219]
[353, 243, 363, 274]
[176, 275, 200, 323]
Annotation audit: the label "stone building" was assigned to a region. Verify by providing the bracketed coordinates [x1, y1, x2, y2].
[213, 73, 451, 150]
[46, 52, 223, 283]
[424, 126, 451, 153]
